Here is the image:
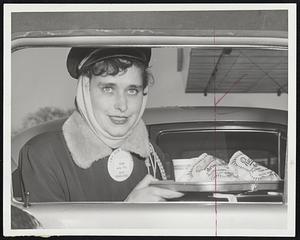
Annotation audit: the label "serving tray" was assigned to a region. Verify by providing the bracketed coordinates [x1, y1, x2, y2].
[150, 180, 283, 193]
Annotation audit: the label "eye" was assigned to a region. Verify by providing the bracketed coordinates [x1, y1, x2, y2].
[102, 87, 113, 93]
[127, 88, 139, 95]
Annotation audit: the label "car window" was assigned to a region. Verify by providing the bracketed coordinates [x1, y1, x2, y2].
[11, 46, 288, 204]
[154, 125, 286, 178]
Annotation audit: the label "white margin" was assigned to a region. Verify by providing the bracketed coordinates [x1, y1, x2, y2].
[3, 3, 298, 12]
[3, 4, 12, 236]
[287, 4, 296, 237]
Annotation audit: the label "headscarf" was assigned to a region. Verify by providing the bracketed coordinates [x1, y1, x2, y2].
[75, 74, 149, 149]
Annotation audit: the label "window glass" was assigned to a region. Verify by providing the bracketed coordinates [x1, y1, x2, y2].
[157, 130, 286, 177]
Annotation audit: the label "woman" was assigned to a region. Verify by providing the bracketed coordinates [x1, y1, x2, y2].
[18, 47, 183, 202]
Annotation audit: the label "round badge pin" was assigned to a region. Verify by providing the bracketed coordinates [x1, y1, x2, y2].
[107, 148, 134, 182]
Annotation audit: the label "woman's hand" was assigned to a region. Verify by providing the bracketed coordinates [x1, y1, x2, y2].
[125, 174, 184, 202]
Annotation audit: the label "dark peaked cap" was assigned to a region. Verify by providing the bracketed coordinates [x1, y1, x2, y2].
[67, 47, 151, 79]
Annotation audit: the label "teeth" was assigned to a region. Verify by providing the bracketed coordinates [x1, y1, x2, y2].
[112, 117, 126, 120]
[110, 116, 128, 124]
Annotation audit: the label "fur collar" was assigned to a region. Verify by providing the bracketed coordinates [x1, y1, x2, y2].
[62, 111, 150, 169]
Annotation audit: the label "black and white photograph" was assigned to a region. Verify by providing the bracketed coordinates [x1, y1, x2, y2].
[3, 3, 296, 237]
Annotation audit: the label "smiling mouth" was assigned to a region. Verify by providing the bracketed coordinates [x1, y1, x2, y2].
[109, 116, 129, 125]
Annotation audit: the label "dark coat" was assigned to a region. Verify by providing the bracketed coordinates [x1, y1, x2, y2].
[18, 130, 173, 202]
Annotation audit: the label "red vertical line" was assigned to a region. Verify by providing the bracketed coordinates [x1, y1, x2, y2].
[215, 74, 247, 106]
[213, 27, 218, 237]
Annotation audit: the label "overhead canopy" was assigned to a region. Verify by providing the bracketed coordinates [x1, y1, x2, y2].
[186, 47, 288, 94]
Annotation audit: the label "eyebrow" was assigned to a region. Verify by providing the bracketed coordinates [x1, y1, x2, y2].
[128, 84, 143, 89]
[97, 83, 116, 87]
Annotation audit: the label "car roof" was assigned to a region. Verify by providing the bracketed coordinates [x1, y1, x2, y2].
[12, 11, 287, 51]
[12, 11, 287, 38]
[143, 106, 287, 125]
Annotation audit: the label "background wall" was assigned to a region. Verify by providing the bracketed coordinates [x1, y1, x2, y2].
[11, 47, 288, 133]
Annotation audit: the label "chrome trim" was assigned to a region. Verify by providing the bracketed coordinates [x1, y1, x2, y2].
[150, 180, 283, 193]
[278, 132, 281, 177]
[12, 36, 288, 52]
[156, 128, 282, 137]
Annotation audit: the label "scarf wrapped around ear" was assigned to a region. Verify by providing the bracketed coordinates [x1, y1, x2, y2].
[62, 75, 151, 169]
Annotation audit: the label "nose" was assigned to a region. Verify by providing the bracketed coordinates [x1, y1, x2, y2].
[114, 92, 128, 112]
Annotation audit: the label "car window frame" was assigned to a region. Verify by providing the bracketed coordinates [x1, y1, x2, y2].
[11, 34, 288, 205]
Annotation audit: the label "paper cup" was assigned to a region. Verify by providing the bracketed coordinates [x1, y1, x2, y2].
[172, 158, 199, 182]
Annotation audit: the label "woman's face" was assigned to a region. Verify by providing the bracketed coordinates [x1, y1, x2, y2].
[90, 65, 144, 137]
